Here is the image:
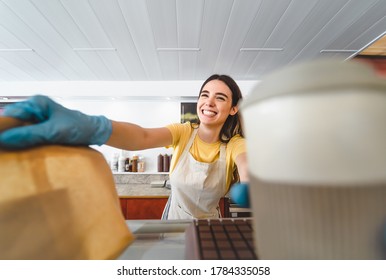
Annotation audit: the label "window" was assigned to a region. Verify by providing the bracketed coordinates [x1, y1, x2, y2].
[180, 102, 198, 124]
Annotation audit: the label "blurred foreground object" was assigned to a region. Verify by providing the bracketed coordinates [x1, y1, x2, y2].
[0, 121, 134, 259]
[241, 59, 386, 259]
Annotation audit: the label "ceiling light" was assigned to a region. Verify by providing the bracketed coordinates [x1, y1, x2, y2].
[320, 49, 357, 53]
[73, 48, 117, 51]
[0, 49, 34, 52]
[157, 48, 200, 51]
[240, 48, 283, 51]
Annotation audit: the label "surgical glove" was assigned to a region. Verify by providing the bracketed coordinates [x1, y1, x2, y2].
[230, 182, 250, 208]
[0, 95, 112, 149]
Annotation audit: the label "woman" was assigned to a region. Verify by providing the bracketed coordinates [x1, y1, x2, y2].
[0, 74, 248, 219]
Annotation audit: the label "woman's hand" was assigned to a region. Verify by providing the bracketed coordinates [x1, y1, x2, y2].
[0, 95, 112, 149]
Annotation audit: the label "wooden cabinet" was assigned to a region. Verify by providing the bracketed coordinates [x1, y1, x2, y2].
[119, 197, 230, 220]
[120, 197, 168, 220]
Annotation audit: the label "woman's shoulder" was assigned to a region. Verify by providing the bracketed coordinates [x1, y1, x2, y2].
[226, 134, 246, 154]
[166, 122, 195, 145]
[166, 121, 195, 134]
[228, 134, 245, 145]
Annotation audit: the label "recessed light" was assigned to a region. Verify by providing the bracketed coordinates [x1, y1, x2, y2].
[320, 49, 357, 53]
[0, 49, 34, 52]
[157, 48, 200, 51]
[240, 48, 283, 52]
[73, 48, 117, 51]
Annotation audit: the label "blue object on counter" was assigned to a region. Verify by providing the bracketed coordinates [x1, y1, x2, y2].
[230, 182, 250, 208]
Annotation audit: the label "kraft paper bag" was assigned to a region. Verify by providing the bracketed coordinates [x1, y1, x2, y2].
[0, 145, 134, 259]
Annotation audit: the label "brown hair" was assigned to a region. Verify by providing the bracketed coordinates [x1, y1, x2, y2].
[194, 74, 244, 184]
[196, 74, 244, 143]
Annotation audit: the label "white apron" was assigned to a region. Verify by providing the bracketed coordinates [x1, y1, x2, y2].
[162, 129, 227, 220]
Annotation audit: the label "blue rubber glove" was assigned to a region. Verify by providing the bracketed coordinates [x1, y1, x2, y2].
[0, 95, 112, 149]
[230, 182, 250, 208]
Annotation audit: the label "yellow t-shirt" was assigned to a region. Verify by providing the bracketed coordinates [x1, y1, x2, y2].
[166, 122, 246, 192]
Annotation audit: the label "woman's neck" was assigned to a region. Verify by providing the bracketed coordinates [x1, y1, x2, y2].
[197, 125, 221, 143]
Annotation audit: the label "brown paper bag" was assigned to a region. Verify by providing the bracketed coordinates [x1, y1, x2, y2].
[0, 145, 134, 259]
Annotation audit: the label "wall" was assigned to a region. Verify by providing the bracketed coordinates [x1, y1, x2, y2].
[60, 98, 179, 172]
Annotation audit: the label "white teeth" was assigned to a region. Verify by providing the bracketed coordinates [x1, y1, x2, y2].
[202, 110, 216, 116]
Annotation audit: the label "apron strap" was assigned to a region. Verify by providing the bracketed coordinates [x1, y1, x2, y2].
[161, 194, 171, 220]
[161, 130, 197, 220]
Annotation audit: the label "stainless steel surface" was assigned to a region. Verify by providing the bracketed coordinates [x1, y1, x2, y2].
[118, 220, 192, 260]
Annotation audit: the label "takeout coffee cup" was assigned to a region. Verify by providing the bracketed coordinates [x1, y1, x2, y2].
[241, 59, 386, 259]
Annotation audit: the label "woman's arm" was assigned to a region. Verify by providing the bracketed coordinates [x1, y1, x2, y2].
[106, 120, 173, 150]
[0, 95, 174, 150]
[235, 152, 249, 182]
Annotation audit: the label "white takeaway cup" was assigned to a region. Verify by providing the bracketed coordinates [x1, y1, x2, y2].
[241, 59, 386, 259]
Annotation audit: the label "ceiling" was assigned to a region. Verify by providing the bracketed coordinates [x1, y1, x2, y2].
[0, 0, 385, 82]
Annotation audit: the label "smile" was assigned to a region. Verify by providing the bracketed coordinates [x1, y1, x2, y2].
[202, 109, 217, 117]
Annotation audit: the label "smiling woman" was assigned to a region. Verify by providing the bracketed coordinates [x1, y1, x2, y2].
[0, 74, 249, 221]
[159, 74, 248, 219]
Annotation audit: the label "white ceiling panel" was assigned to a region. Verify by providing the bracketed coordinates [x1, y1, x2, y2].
[30, 0, 116, 80]
[176, 0, 203, 47]
[147, 0, 177, 48]
[88, 0, 147, 79]
[3, 0, 99, 79]
[175, 0, 203, 80]
[31, 0, 91, 48]
[146, 0, 179, 79]
[60, 0, 112, 47]
[0, 51, 48, 80]
[0, 23, 29, 49]
[118, 0, 163, 79]
[326, 1, 386, 51]
[0, 0, 384, 82]
[242, 0, 292, 49]
[0, 56, 35, 80]
[60, 0, 131, 80]
[0, 1, 82, 79]
[0, 66, 18, 81]
[288, 1, 380, 63]
[213, 0, 264, 75]
[194, 0, 233, 79]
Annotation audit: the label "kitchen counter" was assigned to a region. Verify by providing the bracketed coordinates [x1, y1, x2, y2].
[114, 173, 170, 198]
[116, 183, 170, 198]
[117, 219, 192, 260]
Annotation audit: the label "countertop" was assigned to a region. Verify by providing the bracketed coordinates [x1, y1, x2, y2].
[116, 183, 171, 198]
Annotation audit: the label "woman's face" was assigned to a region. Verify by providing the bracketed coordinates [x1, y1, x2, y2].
[197, 79, 238, 127]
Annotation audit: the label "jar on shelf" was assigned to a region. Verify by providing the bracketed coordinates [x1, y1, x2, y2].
[132, 155, 138, 172]
[157, 154, 164, 172]
[163, 154, 170, 172]
[124, 158, 130, 172]
[138, 157, 145, 172]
